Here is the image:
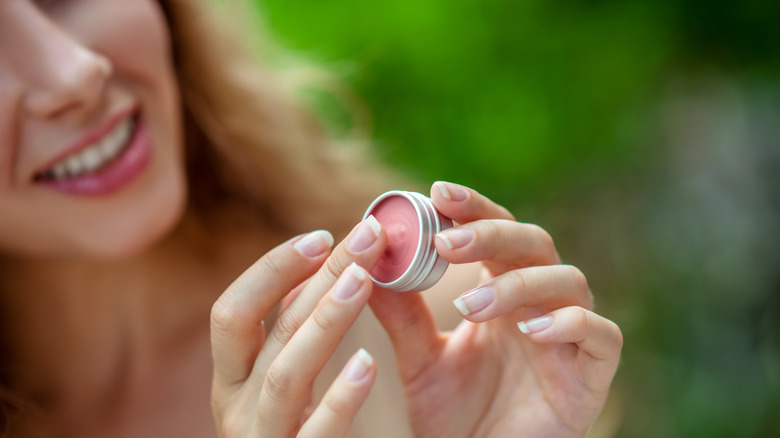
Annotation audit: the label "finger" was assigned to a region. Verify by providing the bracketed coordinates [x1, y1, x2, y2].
[368, 286, 442, 383]
[517, 306, 623, 391]
[210, 230, 333, 390]
[452, 265, 593, 321]
[297, 349, 377, 438]
[430, 181, 515, 223]
[256, 264, 374, 436]
[259, 216, 386, 365]
[435, 219, 561, 269]
[280, 281, 307, 312]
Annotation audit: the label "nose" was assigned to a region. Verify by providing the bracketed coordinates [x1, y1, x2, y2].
[24, 44, 113, 119]
[2, 2, 113, 120]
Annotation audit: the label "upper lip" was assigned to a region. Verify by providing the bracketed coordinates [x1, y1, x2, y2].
[33, 105, 138, 179]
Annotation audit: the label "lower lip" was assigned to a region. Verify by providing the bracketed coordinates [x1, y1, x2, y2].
[38, 115, 151, 197]
[363, 190, 452, 292]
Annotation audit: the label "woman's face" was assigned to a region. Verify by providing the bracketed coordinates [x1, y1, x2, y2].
[0, 0, 186, 259]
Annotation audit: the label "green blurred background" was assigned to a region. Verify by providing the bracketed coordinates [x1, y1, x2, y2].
[251, 0, 780, 436]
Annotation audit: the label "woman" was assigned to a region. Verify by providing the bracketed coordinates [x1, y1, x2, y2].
[0, 0, 623, 436]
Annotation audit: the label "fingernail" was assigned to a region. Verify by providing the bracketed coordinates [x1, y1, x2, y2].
[452, 285, 496, 316]
[435, 181, 467, 202]
[348, 215, 381, 253]
[294, 230, 334, 258]
[518, 316, 553, 334]
[345, 348, 373, 382]
[437, 228, 474, 250]
[332, 263, 366, 301]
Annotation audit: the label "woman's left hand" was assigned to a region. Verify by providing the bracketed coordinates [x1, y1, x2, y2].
[369, 182, 623, 438]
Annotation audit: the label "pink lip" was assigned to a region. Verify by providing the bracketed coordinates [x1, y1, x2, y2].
[36, 113, 151, 196]
[35, 107, 137, 175]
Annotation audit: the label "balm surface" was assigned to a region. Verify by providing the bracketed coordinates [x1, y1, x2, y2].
[369, 196, 421, 283]
[363, 190, 452, 291]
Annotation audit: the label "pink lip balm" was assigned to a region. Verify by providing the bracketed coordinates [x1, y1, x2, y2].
[363, 190, 453, 292]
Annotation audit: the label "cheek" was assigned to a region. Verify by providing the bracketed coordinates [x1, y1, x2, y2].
[95, 1, 183, 162]
[0, 193, 78, 257]
[67, 0, 175, 95]
[0, 74, 21, 189]
[0, 197, 40, 255]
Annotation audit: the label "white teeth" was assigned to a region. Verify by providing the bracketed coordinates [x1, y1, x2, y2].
[52, 165, 67, 179]
[65, 156, 83, 176]
[82, 148, 102, 172]
[47, 116, 134, 180]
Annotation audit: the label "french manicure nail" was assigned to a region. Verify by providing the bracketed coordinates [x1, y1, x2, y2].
[344, 348, 373, 382]
[435, 181, 467, 202]
[332, 263, 366, 301]
[294, 230, 334, 258]
[452, 285, 496, 316]
[348, 215, 381, 253]
[517, 316, 553, 334]
[437, 228, 474, 250]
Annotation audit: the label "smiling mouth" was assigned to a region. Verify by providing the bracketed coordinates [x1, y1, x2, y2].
[34, 115, 137, 182]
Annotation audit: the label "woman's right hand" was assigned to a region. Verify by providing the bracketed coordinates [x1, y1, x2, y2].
[209, 217, 387, 437]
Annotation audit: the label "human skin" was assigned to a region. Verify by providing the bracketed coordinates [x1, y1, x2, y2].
[373, 182, 623, 437]
[0, 0, 622, 436]
[211, 182, 623, 437]
[0, 0, 186, 259]
[0, 1, 214, 435]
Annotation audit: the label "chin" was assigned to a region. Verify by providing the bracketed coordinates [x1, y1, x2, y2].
[75, 181, 189, 261]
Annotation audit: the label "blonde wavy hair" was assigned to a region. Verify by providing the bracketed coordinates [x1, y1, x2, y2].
[162, 0, 394, 236]
[1, 0, 396, 434]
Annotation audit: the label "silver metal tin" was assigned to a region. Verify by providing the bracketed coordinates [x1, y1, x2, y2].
[362, 190, 453, 292]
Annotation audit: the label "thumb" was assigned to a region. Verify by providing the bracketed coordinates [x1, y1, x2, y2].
[368, 287, 443, 383]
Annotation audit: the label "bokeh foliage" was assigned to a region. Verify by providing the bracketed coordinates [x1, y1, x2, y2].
[251, 0, 780, 436]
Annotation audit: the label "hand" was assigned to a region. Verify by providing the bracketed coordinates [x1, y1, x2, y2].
[369, 182, 623, 438]
[209, 217, 387, 437]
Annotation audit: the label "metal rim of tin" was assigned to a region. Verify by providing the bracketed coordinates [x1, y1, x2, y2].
[362, 190, 452, 292]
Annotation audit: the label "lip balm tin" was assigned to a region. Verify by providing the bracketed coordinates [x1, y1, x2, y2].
[362, 190, 453, 292]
